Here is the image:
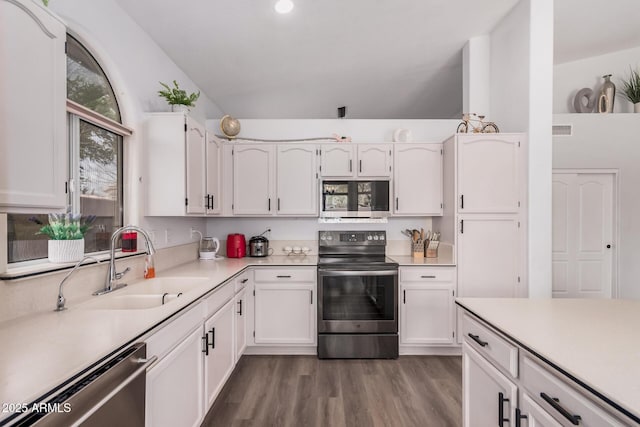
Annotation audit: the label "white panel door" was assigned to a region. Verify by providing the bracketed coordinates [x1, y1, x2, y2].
[204, 299, 235, 409]
[457, 216, 520, 298]
[463, 344, 517, 427]
[233, 144, 275, 215]
[320, 145, 355, 178]
[394, 143, 443, 216]
[205, 133, 221, 214]
[457, 135, 520, 213]
[0, 1, 67, 209]
[277, 145, 318, 215]
[552, 172, 614, 298]
[254, 283, 315, 344]
[400, 284, 454, 345]
[185, 119, 206, 215]
[519, 392, 562, 427]
[357, 144, 392, 177]
[235, 288, 247, 363]
[146, 327, 204, 427]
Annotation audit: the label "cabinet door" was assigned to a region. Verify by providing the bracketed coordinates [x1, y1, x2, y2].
[204, 298, 235, 409]
[235, 288, 247, 363]
[457, 135, 520, 213]
[233, 144, 275, 215]
[0, 1, 67, 209]
[277, 145, 318, 215]
[185, 118, 206, 214]
[463, 344, 517, 427]
[400, 283, 454, 345]
[394, 143, 443, 215]
[519, 393, 562, 427]
[146, 327, 204, 427]
[357, 144, 392, 177]
[320, 145, 355, 178]
[205, 133, 222, 214]
[457, 216, 520, 298]
[254, 283, 315, 344]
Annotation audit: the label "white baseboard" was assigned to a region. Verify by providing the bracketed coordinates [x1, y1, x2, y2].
[243, 345, 317, 355]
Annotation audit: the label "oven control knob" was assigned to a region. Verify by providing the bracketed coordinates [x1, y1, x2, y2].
[326, 235, 333, 241]
[367, 235, 372, 240]
[373, 235, 379, 240]
[379, 235, 385, 240]
[320, 235, 326, 240]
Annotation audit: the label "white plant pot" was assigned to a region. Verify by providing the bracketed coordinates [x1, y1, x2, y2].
[171, 104, 190, 113]
[634, 102, 640, 113]
[48, 239, 85, 264]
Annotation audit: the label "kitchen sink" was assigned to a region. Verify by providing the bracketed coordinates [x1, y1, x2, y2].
[121, 277, 210, 295]
[80, 294, 172, 310]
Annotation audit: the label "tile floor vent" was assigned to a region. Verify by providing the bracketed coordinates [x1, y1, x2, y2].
[552, 124, 573, 136]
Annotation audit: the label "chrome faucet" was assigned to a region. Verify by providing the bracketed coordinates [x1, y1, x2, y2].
[94, 225, 156, 296]
[55, 256, 101, 311]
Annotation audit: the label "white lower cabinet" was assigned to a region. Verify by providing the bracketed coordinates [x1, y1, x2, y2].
[253, 268, 316, 345]
[146, 326, 205, 427]
[463, 344, 517, 427]
[204, 298, 235, 409]
[399, 267, 456, 346]
[518, 392, 562, 427]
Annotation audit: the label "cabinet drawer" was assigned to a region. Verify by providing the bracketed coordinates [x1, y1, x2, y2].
[254, 268, 315, 283]
[146, 301, 204, 361]
[400, 267, 455, 283]
[462, 314, 518, 378]
[234, 270, 250, 293]
[204, 280, 234, 318]
[521, 356, 625, 427]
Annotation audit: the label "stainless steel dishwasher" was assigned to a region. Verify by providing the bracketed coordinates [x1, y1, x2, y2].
[7, 343, 156, 427]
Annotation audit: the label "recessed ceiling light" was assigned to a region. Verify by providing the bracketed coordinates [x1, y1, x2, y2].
[275, 0, 294, 14]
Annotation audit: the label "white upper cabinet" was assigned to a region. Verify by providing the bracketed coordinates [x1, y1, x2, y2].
[394, 143, 443, 216]
[320, 145, 355, 178]
[185, 120, 206, 215]
[233, 144, 275, 215]
[205, 133, 222, 214]
[276, 145, 318, 215]
[146, 113, 207, 216]
[0, 0, 67, 210]
[457, 134, 521, 213]
[357, 144, 392, 177]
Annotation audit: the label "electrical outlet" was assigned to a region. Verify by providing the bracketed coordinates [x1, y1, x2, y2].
[148, 230, 158, 245]
[165, 229, 172, 244]
[190, 226, 201, 240]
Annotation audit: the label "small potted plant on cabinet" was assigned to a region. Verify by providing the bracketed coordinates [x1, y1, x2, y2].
[158, 80, 200, 113]
[33, 212, 96, 263]
[621, 67, 640, 113]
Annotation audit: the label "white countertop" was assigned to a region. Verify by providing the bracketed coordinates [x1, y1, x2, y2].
[388, 254, 455, 266]
[456, 298, 640, 423]
[0, 255, 316, 421]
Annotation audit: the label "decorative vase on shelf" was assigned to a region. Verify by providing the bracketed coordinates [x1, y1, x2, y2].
[171, 104, 190, 113]
[598, 74, 616, 113]
[48, 239, 85, 263]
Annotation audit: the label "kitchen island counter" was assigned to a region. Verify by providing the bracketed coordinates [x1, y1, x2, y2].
[456, 298, 640, 424]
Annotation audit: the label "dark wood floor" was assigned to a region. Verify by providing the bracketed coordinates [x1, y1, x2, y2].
[202, 355, 462, 427]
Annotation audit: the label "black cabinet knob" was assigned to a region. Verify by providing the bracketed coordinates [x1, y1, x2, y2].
[606, 244, 611, 249]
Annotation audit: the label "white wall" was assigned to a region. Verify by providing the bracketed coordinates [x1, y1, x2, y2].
[554, 46, 640, 114]
[553, 114, 640, 299]
[490, 0, 554, 298]
[49, 0, 225, 249]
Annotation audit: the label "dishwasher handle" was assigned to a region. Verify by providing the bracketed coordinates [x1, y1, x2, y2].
[70, 355, 157, 426]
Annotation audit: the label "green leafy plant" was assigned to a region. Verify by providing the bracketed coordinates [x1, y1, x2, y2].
[30, 212, 96, 240]
[621, 67, 640, 104]
[158, 80, 200, 107]
[42, 0, 49, 6]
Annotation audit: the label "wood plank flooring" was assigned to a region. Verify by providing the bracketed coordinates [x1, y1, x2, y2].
[202, 355, 462, 427]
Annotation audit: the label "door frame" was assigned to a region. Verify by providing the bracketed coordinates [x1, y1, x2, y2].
[551, 168, 619, 298]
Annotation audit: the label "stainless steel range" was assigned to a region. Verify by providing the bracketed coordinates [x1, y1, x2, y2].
[317, 230, 399, 359]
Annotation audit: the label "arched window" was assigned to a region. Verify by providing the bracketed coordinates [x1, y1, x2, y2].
[7, 35, 128, 264]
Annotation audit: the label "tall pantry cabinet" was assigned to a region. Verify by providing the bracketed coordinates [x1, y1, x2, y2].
[434, 133, 527, 304]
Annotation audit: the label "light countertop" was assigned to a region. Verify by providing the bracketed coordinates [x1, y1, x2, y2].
[456, 298, 640, 423]
[388, 254, 455, 266]
[0, 255, 316, 421]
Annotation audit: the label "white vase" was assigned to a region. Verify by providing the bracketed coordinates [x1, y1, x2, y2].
[48, 239, 85, 264]
[171, 104, 190, 113]
[634, 102, 640, 113]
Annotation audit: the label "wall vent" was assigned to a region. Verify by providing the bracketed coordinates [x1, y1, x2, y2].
[552, 124, 573, 136]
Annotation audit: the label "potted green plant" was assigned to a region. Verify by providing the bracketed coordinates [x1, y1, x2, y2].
[158, 80, 200, 113]
[32, 212, 96, 263]
[621, 67, 640, 113]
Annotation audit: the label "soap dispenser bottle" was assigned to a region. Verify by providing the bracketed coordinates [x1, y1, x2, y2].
[144, 254, 155, 279]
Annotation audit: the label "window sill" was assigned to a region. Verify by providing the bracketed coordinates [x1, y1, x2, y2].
[1, 250, 146, 281]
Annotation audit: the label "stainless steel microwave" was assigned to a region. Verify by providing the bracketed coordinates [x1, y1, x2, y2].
[320, 180, 390, 218]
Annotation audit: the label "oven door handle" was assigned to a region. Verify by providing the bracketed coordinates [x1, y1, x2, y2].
[318, 269, 397, 277]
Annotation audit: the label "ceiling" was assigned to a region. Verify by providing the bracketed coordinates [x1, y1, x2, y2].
[116, 0, 640, 119]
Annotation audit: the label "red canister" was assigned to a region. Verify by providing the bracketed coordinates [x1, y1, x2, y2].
[226, 234, 246, 258]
